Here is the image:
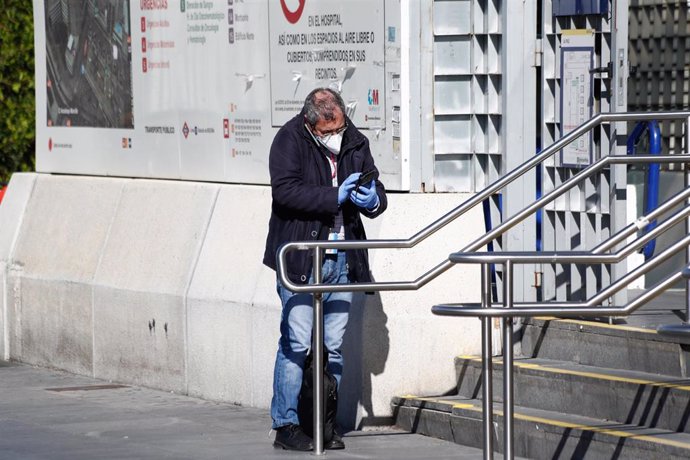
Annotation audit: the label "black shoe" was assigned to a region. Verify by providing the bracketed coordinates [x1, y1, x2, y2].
[273, 424, 314, 451]
[325, 431, 345, 450]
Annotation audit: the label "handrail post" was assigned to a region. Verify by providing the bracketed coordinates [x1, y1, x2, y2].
[654, 119, 690, 339]
[502, 261, 514, 460]
[683, 121, 690, 321]
[312, 248, 325, 455]
[683, 163, 690, 323]
[481, 263, 494, 459]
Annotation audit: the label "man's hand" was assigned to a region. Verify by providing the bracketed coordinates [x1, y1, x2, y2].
[350, 180, 379, 210]
[338, 173, 361, 205]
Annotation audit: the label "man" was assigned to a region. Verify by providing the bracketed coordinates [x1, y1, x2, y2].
[263, 87, 387, 451]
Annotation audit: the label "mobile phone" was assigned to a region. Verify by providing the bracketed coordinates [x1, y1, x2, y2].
[355, 170, 376, 190]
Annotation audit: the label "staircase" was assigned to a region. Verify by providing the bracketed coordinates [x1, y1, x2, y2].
[392, 297, 690, 459]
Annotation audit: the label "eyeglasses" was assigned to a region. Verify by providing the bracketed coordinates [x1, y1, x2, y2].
[315, 122, 347, 142]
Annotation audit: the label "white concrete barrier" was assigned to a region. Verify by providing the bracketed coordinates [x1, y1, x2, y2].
[0, 173, 38, 361]
[7, 175, 123, 374]
[1, 173, 484, 429]
[186, 185, 277, 407]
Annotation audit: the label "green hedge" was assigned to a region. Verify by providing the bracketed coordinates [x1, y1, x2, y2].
[0, 3, 35, 184]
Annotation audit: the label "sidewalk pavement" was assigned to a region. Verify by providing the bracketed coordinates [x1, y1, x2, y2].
[0, 360, 488, 459]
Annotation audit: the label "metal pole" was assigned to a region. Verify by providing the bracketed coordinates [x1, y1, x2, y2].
[312, 248, 325, 455]
[686, 116, 690, 323]
[481, 264, 494, 460]
[503, 261, 514, 460]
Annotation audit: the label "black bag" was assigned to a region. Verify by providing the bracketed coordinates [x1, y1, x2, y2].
[297, 347, 338, 442]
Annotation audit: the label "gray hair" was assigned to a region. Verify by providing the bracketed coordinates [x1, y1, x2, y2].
[303, 88, 346, 126]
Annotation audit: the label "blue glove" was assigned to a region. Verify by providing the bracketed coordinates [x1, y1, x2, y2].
[338, 173, 361, 205]
[350, 180, 379, 210]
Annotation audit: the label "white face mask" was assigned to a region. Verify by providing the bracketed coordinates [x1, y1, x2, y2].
[319, 132, 343, 155]
[306, 123, 344, 155]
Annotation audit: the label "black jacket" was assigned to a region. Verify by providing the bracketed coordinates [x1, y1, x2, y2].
[263, 111, 387, 284]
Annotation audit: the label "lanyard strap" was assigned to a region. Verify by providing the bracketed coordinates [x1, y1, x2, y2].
[327, 152, 337, 184]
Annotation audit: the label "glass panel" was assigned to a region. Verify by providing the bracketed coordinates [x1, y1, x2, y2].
[433, 0, 472, 36]
[434, 37, 471, 75]
[434, 77, 472, 114]
[434, 154, 473, 192]
[434, 116, 472, 153]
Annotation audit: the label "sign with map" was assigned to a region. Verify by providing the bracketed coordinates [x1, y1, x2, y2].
[33, 0, 399, 187]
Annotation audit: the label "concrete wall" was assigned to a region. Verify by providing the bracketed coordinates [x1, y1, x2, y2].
[0, 173, 484, 428]
[0, 174, 37, 361]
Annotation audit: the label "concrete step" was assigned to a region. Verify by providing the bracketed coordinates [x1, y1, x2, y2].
[392, 394, 690, 460]
[456, 355, 690, 435]
[521, 317, 690, 377]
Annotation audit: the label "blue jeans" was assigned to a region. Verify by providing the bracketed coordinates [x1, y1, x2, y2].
[271, 251, 352, 429]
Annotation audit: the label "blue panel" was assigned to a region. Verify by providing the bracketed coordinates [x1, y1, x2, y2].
[552, 0, 608, 17]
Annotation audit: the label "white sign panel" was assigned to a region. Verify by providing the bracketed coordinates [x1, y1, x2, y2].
[559, 30, 594, 167]
[268, 0, 385, 129]
[34, 0, 400, 188]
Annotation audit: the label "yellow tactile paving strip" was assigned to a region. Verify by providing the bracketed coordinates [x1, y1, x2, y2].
[456, 355, 690, 391]
[398, 317, 690, 450]
[533, 316, 657, 334]
[397, 394, 690, 450]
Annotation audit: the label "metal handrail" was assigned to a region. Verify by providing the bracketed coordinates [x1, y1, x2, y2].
[431, 235, 690, 459]
[627, 119, 662, 259]
[278, 111, 690, 296]
[435, 227, 690, 316]
[432, 119, 690, 459]
[278, 111, 690, 293]
[274, 111, 690, 455]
